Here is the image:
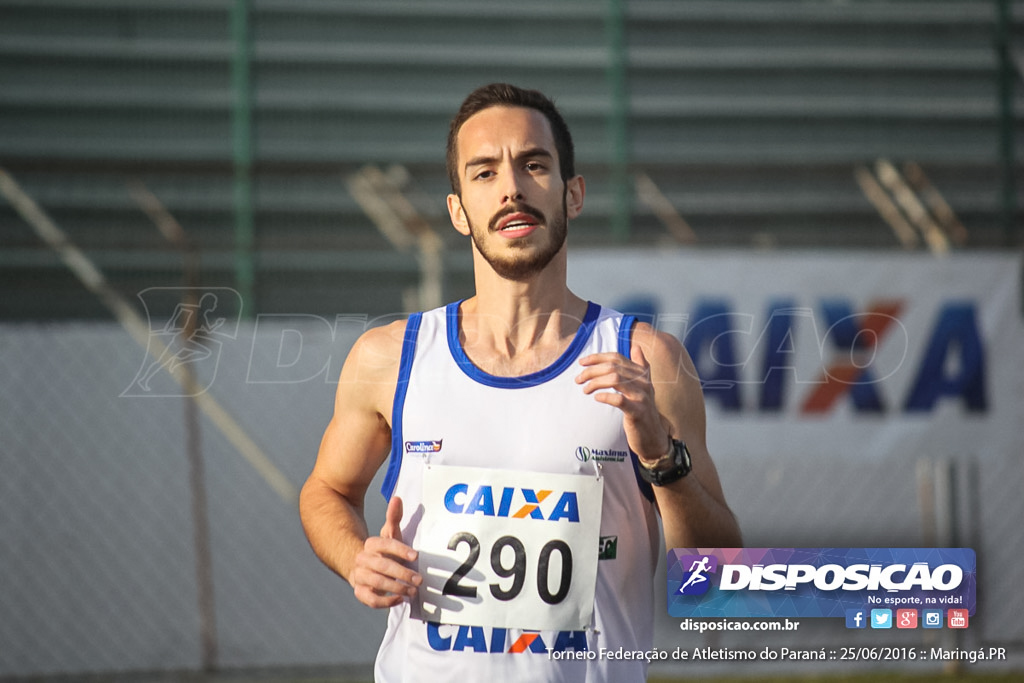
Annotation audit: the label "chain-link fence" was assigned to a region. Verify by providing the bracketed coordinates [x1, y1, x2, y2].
[0, 317, 385, 677]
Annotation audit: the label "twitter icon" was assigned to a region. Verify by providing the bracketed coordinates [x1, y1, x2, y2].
[871, 609, 893, 629]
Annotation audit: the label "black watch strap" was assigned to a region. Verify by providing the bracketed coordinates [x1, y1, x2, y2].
[637, 438, 692, 487]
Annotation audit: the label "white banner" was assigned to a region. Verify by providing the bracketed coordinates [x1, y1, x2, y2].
[568, 250, 1024, 462]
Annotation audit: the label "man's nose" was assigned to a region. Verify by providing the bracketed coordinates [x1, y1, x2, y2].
[501, 167, 524, 203]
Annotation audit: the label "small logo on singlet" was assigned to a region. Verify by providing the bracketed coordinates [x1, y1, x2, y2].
[575, 446, 627, 463]
[598, 536, 618, 560]
[406, 440, 443, 453]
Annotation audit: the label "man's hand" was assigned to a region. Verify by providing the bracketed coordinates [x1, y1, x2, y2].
[350, 496, 422, 608]
[576, 342, 673, 463]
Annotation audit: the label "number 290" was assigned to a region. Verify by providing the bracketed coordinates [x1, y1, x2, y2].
[442, 531, 573, 605]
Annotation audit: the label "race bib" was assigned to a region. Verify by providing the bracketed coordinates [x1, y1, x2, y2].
[413, 465, 603, 631]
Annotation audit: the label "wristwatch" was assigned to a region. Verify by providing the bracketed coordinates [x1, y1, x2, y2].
[637, 437, 692, 487]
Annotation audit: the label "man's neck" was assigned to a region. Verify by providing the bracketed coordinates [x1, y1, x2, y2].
[458, 261, 588, 377]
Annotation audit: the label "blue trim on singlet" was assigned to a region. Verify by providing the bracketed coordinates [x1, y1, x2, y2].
[381, 312, 422, 501]
[446, 300, 602, 388]
[617, 314, 637, 358]
[618, 315, 656, 504]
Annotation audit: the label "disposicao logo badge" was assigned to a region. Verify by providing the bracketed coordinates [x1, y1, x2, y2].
[676, 554, 718, 596]
[667, 548, 977, 620]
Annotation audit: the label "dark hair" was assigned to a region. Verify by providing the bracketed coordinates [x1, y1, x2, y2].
[446, 83, 576, 194]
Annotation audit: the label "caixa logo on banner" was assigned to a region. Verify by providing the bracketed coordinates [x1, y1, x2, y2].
[667, 548, 977, 619]
[617, 297, 987, 415]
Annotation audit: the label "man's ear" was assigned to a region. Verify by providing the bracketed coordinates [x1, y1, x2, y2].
[447, 193, 471, 236]
[565, 175, 586, 220]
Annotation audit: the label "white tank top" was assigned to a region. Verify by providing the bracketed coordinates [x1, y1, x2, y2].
[375, 301, 661, 682]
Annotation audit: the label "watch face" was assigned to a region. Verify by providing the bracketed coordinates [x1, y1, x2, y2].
[641, 440, 691, 486]
[678, 441, 692, 469]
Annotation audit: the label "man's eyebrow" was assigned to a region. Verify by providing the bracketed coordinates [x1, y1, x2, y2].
[515, 147, 553, 162]
[463, 147, 554, 172]
[464, 154, 499, 170]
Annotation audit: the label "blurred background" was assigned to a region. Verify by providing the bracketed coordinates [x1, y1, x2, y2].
[1, 0, 1022, 681]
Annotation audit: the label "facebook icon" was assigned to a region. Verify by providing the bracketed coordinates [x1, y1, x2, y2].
[846, 609, 867, 629]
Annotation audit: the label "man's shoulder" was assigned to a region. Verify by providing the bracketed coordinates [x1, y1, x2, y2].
[628, 320, 684, 353]
[340, 318, 410, 384]
[627, 320, 694, 378]
[359, 317, 410, 351]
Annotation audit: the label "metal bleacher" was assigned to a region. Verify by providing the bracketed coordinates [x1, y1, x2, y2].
[0, 0, 1021, 319]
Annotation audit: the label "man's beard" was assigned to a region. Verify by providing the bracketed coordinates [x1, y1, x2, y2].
[467, 193, 568, 282]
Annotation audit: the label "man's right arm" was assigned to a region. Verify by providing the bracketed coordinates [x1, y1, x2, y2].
[298, 320, 422, 608]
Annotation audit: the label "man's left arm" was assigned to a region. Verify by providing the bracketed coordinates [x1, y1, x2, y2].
[577, 322, 742, 550]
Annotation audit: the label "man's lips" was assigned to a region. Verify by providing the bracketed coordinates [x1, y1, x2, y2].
[494, 211, 542, 236]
